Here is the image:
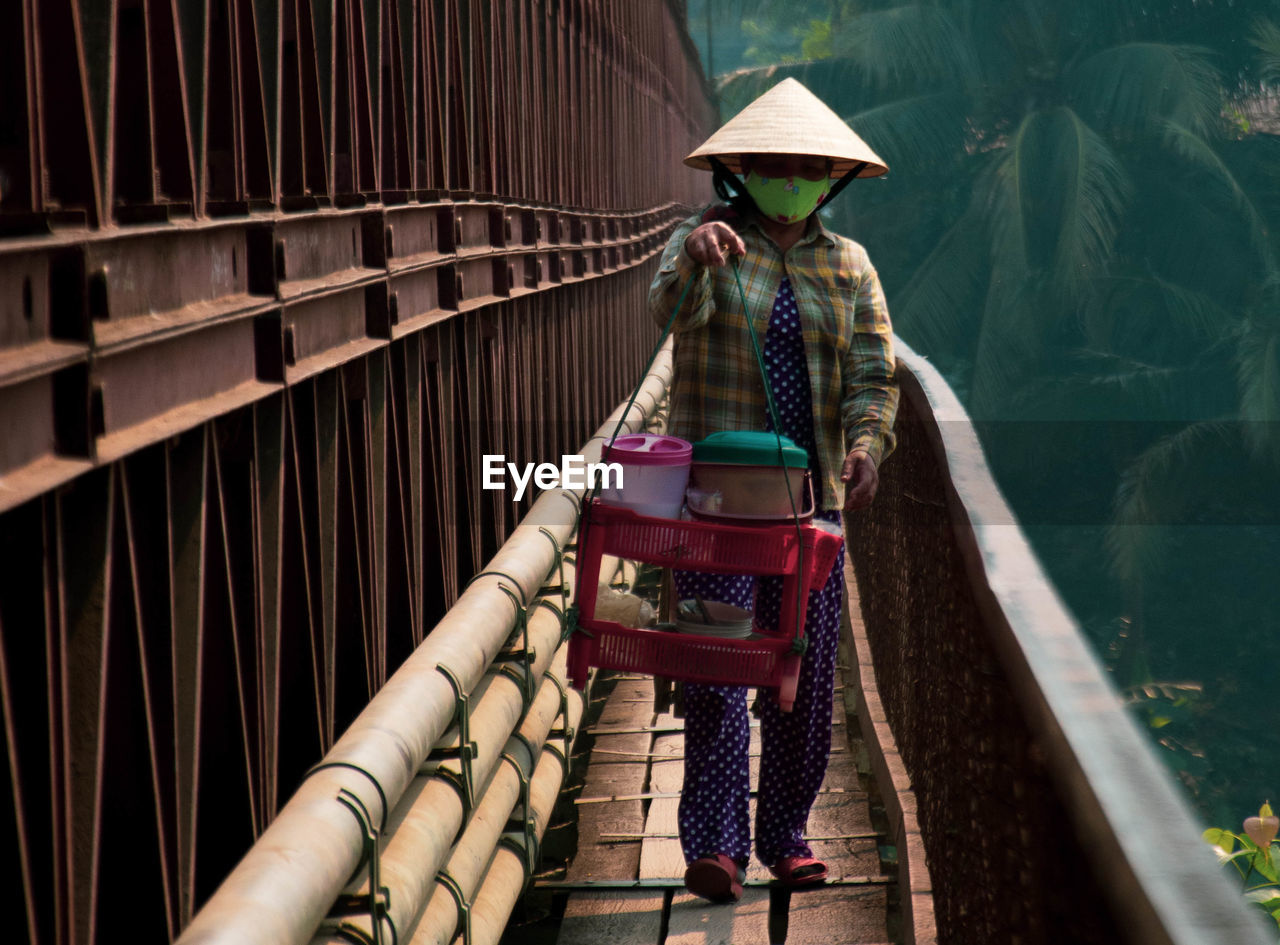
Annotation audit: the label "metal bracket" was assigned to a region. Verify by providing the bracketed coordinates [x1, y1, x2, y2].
[325, 788, 395, 945]
[557, 489, 584, 517]
[563, 604, 587, 643]
[435, 868, 472, 945]
[317, 926, 377, 945]
[491, 583, 537, 707]
[428, 664, 480, 812]
[505, 731, 538, 769]
[537, 526, 570, 616]
[543, 672, 574, 765]
[500, 751, 540, 880]
[303, 761, 390, 834]
[530, 597, 564, 644]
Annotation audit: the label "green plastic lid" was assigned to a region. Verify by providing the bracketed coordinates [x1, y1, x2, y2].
[691, 431, 809, 469]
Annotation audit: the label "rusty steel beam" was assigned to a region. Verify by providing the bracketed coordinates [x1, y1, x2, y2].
[0, 1, 714, 942]
[0, 202, 688, 515]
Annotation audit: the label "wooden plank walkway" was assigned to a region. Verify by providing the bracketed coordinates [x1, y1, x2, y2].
[547, 674, 893, 945]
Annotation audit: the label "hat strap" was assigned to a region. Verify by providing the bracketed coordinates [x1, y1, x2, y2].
[708, 155, 759, 217]
[708, 156, 870, 218]
[822, 161, 868, 208]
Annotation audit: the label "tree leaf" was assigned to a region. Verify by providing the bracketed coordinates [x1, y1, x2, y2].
[1079, 273, 1233, 356]
[1250, 17, 1280, 85]
[1244, 887, 1280, 912]
[890, 207, 991, 361]
[832, 4, 979, 91]
[968, 268, 1047, 417]
[1157, 119, 1274, 270]
[1253, 854, 1280, 885]
[844, 90, 972, 175]
[997, 107, 1131, 286]
[1106, 421, 1237, 584]
[1236, 294, 1280, 463]
[715, 59, 866, 117]
[1006, 350, 1202, 422]
[1203, 827, 1237, 854]
[1070, 43, 1222, 137]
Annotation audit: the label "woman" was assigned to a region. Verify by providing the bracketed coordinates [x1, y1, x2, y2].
[648, 78, 899, 903]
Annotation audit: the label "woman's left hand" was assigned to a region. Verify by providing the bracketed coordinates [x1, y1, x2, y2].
[841, 449, 879, 511]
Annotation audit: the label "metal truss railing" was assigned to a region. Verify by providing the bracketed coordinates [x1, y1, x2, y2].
[0, 1, 715, 942]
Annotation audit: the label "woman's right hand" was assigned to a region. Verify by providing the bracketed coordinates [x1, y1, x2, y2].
[684, 222, 746, 267]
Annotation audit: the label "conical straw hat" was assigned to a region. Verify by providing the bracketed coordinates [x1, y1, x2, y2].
[686, 77, 887, 179]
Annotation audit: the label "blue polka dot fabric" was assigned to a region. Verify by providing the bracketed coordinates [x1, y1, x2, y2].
[761, 278, 819, 477]
[673, 277, 846, 871]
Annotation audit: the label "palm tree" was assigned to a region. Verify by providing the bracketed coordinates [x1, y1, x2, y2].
[702, 1, 1280, 820]
[719, 2, 1274, 408]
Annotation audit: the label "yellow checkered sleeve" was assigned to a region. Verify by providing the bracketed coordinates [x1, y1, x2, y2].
[648, 210, 899, 511]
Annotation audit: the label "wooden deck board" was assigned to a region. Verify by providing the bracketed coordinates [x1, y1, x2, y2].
[566, 677, 655, 883]
[641, 732, 687, 880]
[557, 891, 667, 945]
[639, 796, 684, 879]
[807, 791, 876, 835]
[648, 732, 684, 792]
[821, 751, 863, 793]
[782, 887, 890, 945]
[595, 678, 658, 727]
[569, 803, 645, 881]
[666, 889, 773, 945]
[554, 650, 891, 945]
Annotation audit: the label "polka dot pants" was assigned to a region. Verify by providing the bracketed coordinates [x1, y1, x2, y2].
[673, 534, 845, 870]
[673, 277, 845, 871]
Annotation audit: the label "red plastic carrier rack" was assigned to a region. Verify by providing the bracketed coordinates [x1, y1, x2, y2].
[568, 500, 844, 711]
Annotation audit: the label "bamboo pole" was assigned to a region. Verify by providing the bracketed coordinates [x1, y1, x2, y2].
[310, 654, 581, 945]
[176, 349, 670, 945]
[462, 747, 572, 945]
[403, 664, 583, 945]
[428, 602, 568, 792]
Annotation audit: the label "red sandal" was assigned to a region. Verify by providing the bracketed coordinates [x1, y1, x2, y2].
[684, 854, 746, 903]
[768, 856, 828, 886]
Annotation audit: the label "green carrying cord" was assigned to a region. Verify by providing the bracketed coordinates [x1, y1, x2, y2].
[728, 257, 808, 652]
[578, 255, 811, 654]
[573, 272, 699, 626]
[589, 270, 701, 497]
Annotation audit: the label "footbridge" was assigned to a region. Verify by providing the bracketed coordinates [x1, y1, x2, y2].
[0, 2, 1267, 944]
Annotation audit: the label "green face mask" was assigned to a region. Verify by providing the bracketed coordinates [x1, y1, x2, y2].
[742, 170, 831, 224]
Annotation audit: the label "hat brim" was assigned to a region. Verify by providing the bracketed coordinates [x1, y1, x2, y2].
[684, 151, 887, 179]
[684, 77, 888, 179]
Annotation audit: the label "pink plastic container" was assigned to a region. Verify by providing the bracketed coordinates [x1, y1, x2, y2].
[598, 434, 692, 519]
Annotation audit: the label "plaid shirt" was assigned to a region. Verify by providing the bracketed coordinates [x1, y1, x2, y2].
[649, 209, 899, 511]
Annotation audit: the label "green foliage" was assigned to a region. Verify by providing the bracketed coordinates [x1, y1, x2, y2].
[755, 6, 1236, 423]
[1124, 680, 1203, 731]
[1069, 43, 1222, 136]
[1238, 279, 1280, 464]
[703, 0, 1279, 425]
[832, 5, 979, 90]
[694, 0, 1280, 836]
[1251, 18, 1280, 85]
[799, 19, 833, 61]
[1204, 804, 1280, 931]
[732, 0, 839, 66]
